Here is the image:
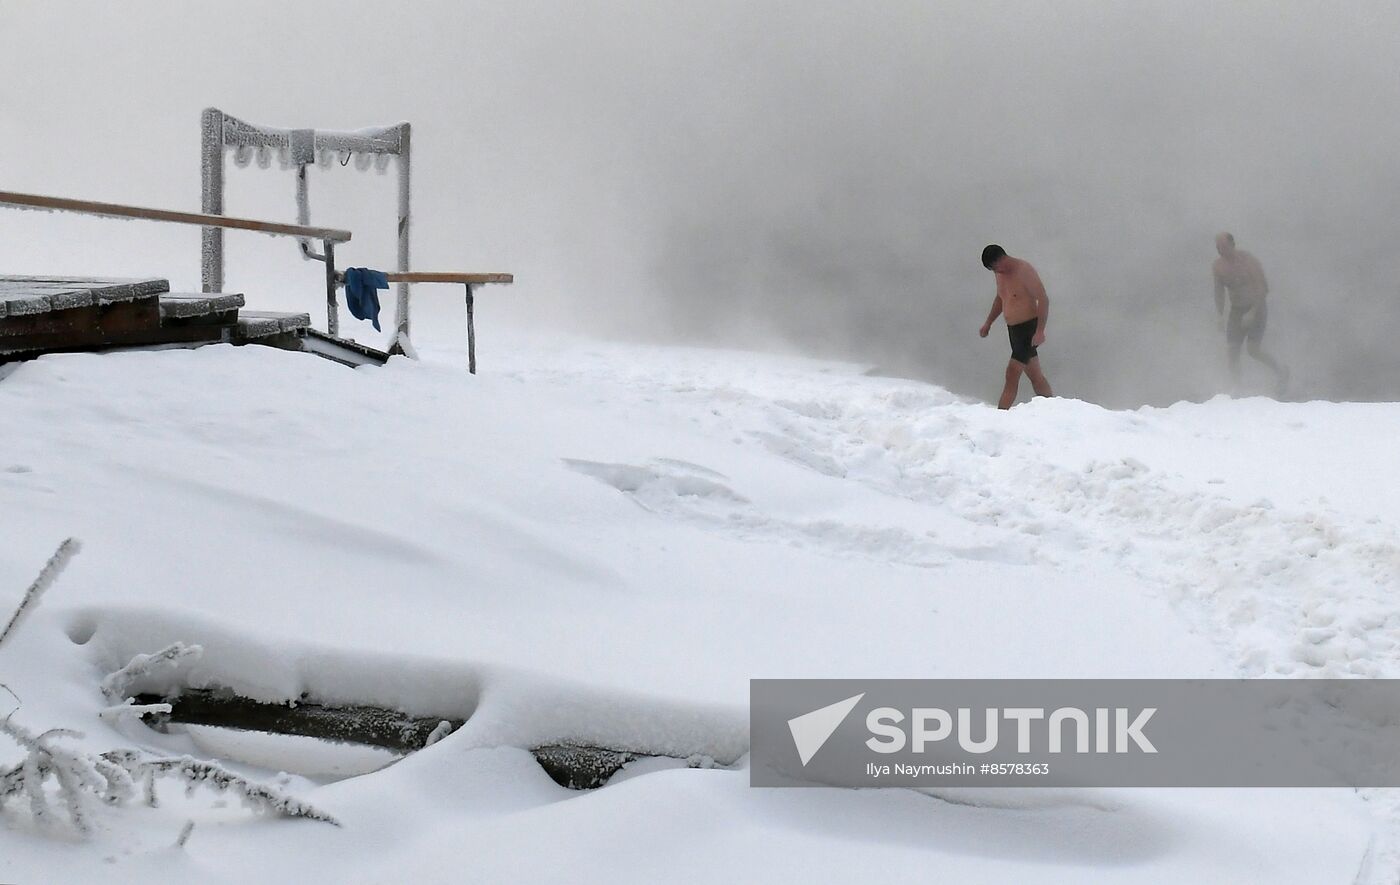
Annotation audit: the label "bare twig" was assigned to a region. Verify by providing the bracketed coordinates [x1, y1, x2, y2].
[0, 681, 20, 724]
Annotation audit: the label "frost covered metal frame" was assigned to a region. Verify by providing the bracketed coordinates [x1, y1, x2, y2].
[200, 108, 412, 348]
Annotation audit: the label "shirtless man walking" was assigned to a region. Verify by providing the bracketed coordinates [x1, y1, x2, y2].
[978, 244, 1053, 409]
[1213, 232, 1288, 395]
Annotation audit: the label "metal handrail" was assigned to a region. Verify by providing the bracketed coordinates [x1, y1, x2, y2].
[381, 272, 513, 284]
[0, 189, 352, 340]
[334, 270, 514, 372]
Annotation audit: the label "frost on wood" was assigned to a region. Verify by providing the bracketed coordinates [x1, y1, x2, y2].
[100, 641, 203, 702]
[0, 538, 81, 650]
[533, 745, 638, 790]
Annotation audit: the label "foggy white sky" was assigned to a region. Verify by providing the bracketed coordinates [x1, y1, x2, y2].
[2, 1, 1398, 404]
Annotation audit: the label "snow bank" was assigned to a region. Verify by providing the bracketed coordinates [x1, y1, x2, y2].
[1, 327, 1394, 882]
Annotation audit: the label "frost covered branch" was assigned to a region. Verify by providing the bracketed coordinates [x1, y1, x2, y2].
[100, 641, 203, 701]
[0, 538, 126, 834]
[98, 699, 173, 724]
[0, 538, 82, 650]
[101, 750, 339, 826]
[0, 541, 333, 835]
[0, 719, 134, 833]
[0, 725, 338, 834]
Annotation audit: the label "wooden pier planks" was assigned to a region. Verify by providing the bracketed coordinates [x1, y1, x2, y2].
[1, 276, 170, 355]
[235, 310, 312, 339]
[158, 291, 246, 320]
[0, 277, 168, 318]
[0, 274, 387, 367]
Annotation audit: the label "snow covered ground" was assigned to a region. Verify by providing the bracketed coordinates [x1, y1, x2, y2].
[2, 321, 1396, 883]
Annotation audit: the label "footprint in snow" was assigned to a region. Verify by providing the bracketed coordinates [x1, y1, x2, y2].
[562, 457, 953, 569]
[562, 459, 747, 505]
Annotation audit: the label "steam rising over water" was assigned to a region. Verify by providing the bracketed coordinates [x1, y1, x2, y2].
[2, 1, 1397, 406]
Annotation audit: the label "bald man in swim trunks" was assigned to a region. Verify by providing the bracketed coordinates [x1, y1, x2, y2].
[978, 244, 1053, 409]
[1212, 232, 1288, 395]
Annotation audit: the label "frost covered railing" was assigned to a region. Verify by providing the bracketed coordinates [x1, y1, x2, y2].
[0, 189, 351, 342]
[334, 271, 514, 373]
[0, 190, 351, 244]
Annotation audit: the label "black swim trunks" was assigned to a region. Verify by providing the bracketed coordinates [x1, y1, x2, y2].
[1226, 302, 1267, 345]
[1007, 317, 1040, 365]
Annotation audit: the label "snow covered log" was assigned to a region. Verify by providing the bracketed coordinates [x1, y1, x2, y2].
[133, 689, 465, 752]
[531, 745, 638, 789]
[135, 690, 709, 789]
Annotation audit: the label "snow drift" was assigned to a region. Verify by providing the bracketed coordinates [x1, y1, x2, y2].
[1, 326, 1394, 883]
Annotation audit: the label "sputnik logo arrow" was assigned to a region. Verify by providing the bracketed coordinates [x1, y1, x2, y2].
[787, 693, 865, 766]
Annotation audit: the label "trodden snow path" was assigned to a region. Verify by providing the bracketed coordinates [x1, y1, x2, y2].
[0, 325, 1394, 883]
[514, 337, 1400, 680]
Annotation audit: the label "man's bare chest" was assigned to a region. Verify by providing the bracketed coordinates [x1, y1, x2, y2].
[998, 279, 1030, 301]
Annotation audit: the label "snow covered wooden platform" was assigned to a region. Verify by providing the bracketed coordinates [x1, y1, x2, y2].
[0, 276, 168, 316]
[0, 275, 386, 366]
[0, 169, 514, 370]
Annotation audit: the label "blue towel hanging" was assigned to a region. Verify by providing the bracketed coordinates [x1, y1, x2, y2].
[343, 267, 388, 331]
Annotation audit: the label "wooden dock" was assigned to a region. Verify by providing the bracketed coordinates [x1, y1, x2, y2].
[0, 276, 386, 367]
[0, 185, 512, 372]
